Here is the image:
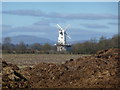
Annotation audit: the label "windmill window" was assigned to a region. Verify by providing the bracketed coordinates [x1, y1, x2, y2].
[60, 32, 63, 35]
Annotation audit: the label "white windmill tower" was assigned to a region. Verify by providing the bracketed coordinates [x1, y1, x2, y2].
[55, 24, 71, 52]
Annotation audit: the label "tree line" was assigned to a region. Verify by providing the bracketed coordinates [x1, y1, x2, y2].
[71, 34, 119, 54]
[1, 34, 119, 54]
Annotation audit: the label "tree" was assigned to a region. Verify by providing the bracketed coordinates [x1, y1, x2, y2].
[3, 37, 11, 44]
[98, 36, 108, 50]
[16, 41, 26, 53]
[110, 34, 119, 48]
[2, 34, 119, 54]
[30, 43, 42, 51]
[2, 37, 12, 53]
[99, 36, 106, 42]
[42, 43, 52, 53]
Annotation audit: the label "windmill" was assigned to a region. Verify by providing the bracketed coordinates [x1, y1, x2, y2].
[55, 24, 71, 52]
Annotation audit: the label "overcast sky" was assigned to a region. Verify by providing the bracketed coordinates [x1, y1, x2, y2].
[2, 2, 118, 42]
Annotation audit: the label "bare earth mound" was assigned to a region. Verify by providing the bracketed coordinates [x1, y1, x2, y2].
[2, 61, 30, 88]
[2, 48, 120, 88]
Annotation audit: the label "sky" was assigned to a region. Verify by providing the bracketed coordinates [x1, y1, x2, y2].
[1, 2, 118, 42]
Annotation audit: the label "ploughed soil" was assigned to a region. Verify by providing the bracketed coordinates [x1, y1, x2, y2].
[2, 48, 120, 88]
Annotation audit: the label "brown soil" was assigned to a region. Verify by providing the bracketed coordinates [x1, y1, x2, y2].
[2, 61, 30, 88]
[2, 48, 120, 88]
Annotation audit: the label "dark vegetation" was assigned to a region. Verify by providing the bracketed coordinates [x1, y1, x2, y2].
[1, 34, 119, 54]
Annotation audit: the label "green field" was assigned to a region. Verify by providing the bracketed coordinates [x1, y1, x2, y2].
[2, 54, 83, 67]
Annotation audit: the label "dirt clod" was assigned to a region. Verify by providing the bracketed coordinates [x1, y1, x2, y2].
[2, 48, 120, 88]
[2, 61, 30, 88]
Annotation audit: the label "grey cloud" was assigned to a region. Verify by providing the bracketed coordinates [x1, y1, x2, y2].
[2, 25, 57, 36]
[2, 25, 58, 40]
[52, 13, 117, 20]
[2, 10, 117, 20]
[2, 25, 13, 32]
[2, 10, 46, 17]
[33, 18, 66, 26]
[34, 20, 50, 26]
[108, 22, 119, 25]
[81, 24, 109, 29]
[2, 24, 116, 41]
[69, 28, 116, 40]
[1, 25, 12, 28]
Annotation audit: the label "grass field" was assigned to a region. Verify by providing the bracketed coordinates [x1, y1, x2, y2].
[2, 54, 83, 67]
